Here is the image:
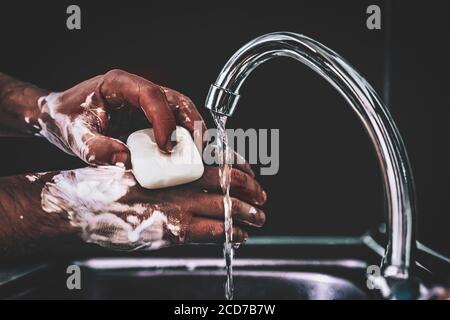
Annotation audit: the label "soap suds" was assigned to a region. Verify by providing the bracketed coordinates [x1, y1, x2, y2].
[126, 215, 140, 225]
[25, 172, 47, 182]
[80, 92, 95, 109]
[41, 166, 181, 250]
[127, 211, 166, 243]
[36, 92, 110, 165]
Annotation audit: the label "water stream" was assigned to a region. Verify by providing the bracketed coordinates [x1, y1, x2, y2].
[212, 113, 234, 300]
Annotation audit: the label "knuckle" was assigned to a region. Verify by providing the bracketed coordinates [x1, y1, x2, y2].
[213, 196, 224, 211]
[105, 69, 127, 78]
[145, 84, 165, 97]
[231, 169, 246, 186]
[231, 197, 242, 213]
[183, 96, 195, 108]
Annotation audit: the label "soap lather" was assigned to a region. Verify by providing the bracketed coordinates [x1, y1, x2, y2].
[127, 126, 204, 189]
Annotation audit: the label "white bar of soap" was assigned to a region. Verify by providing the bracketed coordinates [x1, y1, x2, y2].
[127, 127, 204, 189]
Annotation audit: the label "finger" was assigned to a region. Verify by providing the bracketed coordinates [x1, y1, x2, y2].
[195, 167, 267, 206]
[189, 194, 266, 227]
[205, 144, 255, 178]
[231, 149, 255, 177]
[185, 217, 248, 243]
[82, 132, 132, 168]
[139, 85, 177, 153]
[71, 121, 131, 168]
[162, 87, 207, 150]
[96, 70, 177, 153]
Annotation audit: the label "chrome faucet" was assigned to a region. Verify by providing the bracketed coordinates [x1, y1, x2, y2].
[205, 32, 417, 284]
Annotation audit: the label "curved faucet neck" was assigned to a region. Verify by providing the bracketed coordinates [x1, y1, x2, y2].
[205, 32, 416, 279]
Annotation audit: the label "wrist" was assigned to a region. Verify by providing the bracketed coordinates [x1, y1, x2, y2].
[0, 173, 80, 259]
[0, 73, 50, 135]
[33, 92, 78, 157]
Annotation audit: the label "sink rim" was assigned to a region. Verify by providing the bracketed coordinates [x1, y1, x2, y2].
[74, 257, 368, 271]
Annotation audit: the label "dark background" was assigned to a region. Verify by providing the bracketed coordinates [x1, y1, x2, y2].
[0, 1, 448, 255]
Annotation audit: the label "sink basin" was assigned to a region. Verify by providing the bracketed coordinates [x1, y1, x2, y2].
[9, 258, 374, 300]
[81, 270, 368, 300]
[2, 236, 447, 300]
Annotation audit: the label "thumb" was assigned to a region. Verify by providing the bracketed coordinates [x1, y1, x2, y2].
[137, 85, 177, 153]
[80, 132, 131, 168]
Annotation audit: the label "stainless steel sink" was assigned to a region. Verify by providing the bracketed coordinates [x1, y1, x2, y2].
[82, 270, 368, 300]
[9, 258, 375, 300]
[2, 235, 448, 300]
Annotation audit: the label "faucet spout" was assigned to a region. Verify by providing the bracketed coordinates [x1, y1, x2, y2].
[205, 32, 416, 280]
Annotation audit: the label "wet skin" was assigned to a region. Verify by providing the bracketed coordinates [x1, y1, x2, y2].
[0, 69, 208, 167]
[0, 70, 266, 259]
[0, 165, 266, 259]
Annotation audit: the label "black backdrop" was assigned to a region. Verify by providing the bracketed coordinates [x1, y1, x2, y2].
[0, 1, 448, 255]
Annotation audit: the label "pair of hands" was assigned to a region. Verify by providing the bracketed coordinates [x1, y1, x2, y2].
[31, 69, 266, 250]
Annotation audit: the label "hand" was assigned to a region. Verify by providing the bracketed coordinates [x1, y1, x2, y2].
[35, 69, 206, 168]
[40, 165, 266, 251]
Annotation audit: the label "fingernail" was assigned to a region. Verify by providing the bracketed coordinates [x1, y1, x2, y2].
[249, 207, 263, 224]
[262, 190, 267, 202]
[164, 129, 178, 153]
[255, 190, 267, 205]
[164, 139, 176, 153]
[111, 152, 129, 167]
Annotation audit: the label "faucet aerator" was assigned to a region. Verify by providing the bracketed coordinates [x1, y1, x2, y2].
[206, 84, 240, 117]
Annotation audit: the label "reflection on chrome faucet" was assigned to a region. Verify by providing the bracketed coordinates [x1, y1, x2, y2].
[205, 32, 417, 284]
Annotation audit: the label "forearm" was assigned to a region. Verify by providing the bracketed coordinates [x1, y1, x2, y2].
[0, 72, 49, 136]
[0, 172, 78, 261]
